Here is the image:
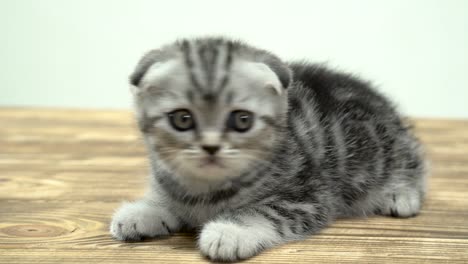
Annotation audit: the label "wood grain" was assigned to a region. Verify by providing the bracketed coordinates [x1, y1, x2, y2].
[0, 108, 467, 263]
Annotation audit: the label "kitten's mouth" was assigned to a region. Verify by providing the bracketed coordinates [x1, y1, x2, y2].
[199, 156, 225, 168]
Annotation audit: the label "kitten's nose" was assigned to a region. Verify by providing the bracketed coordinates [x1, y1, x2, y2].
[202, 145, 220, 155]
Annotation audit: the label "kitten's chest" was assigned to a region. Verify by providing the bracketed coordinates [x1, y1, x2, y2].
[172, 202, 225, 227]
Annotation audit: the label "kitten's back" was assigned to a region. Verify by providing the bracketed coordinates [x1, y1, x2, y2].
[289, 62, 398, 122]
[287, 62, 426, 217]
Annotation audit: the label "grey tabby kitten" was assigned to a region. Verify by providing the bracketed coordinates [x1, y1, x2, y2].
[110, 37, 427, 261]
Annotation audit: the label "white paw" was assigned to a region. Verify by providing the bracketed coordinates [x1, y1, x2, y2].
[110, 200, 179, 241]
[198, 221, 265, 261]
[387, 190, 421, 218]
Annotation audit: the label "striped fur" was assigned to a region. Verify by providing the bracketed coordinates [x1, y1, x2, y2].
[111, 37, 427, 261]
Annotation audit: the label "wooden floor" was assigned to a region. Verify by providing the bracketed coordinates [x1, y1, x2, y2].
[0, 108, 467, 263]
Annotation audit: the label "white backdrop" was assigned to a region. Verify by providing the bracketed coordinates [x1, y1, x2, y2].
[1, 0, 467, 118]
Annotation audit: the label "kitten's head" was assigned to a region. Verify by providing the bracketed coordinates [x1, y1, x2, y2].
[130, 37, 291, 184]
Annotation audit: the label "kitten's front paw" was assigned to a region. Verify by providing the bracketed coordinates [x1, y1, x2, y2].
[110, 200, 178, 241]
[199, 221, 263, 261]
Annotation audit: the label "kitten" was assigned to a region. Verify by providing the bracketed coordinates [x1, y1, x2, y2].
[110, 37, 427, 261]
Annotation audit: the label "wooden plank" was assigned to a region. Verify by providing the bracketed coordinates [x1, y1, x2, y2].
[0, 108, 467, 263]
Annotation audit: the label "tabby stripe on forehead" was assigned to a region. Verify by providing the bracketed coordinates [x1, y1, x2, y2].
[198, 44, 219, 91]
[181, 40, 203, 92]
[217, 42, 234, 93]
[197, 44, 210, 87]
[208, 47, 219, 90]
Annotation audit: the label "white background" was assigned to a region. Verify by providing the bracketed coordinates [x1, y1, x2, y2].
[1, 0, 467, 118]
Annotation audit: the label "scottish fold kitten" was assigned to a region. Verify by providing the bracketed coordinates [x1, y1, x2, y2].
[110, 37, 427, 261]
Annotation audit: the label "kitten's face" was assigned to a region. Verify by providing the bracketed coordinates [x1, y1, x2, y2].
[131, 40, 289, 183]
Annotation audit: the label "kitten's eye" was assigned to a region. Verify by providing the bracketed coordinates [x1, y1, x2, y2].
[227, 110, 254, 132]
[167, 109, 195, 131]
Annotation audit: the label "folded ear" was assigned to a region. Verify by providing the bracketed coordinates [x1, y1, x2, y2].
[129, 48, 178, 97]
[261, 56, 293, 91]
[239, 61, 292, 95]
[129, 49, 162, 87]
